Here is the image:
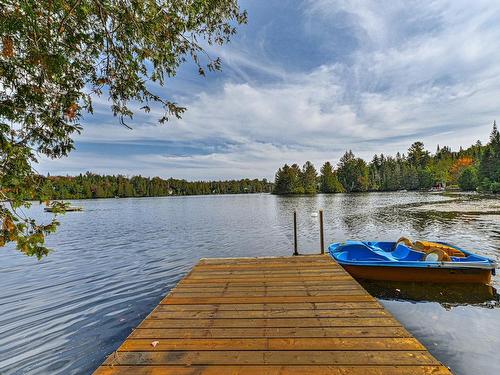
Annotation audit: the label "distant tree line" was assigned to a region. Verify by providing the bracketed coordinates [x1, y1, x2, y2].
[35, 174, 273, 200]
[273, 122, 500, 194]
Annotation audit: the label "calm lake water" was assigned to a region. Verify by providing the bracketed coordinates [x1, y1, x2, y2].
[0, 192, 499, 374]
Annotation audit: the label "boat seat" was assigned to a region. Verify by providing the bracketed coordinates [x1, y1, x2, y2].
[394, 237, 466, 259]
[414, 241, 465, 258]
[422, 249, 451, 262]
[391, 244, 425, 261]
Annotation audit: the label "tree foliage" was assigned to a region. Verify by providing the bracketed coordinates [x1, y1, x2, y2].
[407, 141, 430, 169]
[0, 0, 246, 257]
[319, 162, 344, 193]
[301, 161, 317, 194]
[458, 166, 478, 191]
[337, 151, 368, 193]
[273, 122, 500, 195]
[36, 173, 272, 198]
[273, 162, 314, 195]
[273, 163, 307, 195]
[478, 121, 500, 191]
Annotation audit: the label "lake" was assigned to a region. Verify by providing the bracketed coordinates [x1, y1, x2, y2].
[0, 192, 499, 374]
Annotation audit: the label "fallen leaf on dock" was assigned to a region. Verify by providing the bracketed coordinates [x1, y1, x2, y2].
[151, 341, 159, 348]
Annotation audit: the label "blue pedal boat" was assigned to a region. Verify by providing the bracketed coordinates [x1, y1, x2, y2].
[329, 240, 497, 284]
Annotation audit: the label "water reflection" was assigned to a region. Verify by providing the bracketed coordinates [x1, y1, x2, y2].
[0, 193, 498, 375]
[359, 280, 500, 308]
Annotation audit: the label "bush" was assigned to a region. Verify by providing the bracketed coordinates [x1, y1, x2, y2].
[491, 182, 500, 194]
[458, 167, 478, 191]
[477, 178, 500, 193]
[417, 169, 434, 189]
[478, 178, 491, 192]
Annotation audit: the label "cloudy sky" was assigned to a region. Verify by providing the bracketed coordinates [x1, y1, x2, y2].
[40, 0, 500, 180]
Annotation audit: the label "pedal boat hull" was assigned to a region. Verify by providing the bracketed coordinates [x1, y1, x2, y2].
[329, 241, 496, 284]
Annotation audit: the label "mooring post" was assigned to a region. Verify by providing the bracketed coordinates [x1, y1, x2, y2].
[293, 210, 298, 256]
[319, 209, 324, 254]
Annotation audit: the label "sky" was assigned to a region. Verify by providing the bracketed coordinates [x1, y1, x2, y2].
[39, 0, 500, 180]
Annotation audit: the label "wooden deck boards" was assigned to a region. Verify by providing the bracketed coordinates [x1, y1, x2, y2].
[94, 255, 452, 374]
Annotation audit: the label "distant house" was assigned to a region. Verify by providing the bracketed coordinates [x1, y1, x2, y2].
[430, 181, 446, 191]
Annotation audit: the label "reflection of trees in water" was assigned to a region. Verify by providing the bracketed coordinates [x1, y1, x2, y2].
[330, 193, 468, 240]
[274, 196, 300, 247]
[340, 213, 369, 236]
[335, 193, 467, 239]
[274, 195, 323, 253]
[393, 209, 461, 233]
[273, 194, 498, 258]
[275, 194, 379, 248]
[360, 280, 500, 309]
[337, 193, 374, 237]
[372, 203, 482, 239]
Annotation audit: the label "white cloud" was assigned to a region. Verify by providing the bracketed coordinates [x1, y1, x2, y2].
[40, 0, 500, 180]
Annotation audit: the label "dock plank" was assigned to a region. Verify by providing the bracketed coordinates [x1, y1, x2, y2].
[102, 350, 440, 365]
[162, 295, 375, 304]
[149, 308, 390, 319]
[94, 365, 451, 375]
[93, 255, 452, 374]
[118, 337, 425, 351]
[138, 317, 402, 328]
[129, 326, 412, 339]
[155, 302, 382, 310]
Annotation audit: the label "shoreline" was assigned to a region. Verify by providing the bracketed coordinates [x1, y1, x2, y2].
[36, 190, 498, 202]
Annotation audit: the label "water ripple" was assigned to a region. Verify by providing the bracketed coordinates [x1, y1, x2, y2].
[0, 193, 498, 374]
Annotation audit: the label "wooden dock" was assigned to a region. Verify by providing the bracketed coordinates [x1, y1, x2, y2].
[94, 255, 452, 374]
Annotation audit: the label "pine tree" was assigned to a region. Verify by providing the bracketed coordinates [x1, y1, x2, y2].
[337, 151, 369, 192]
[479, 121, 500, 191]
[273, 165, 289, 194]
[408, 142, 430, 168]
[301, 161, 318, 194]
[273, 164, 304, 194]
[290, 164, 305, 194]
[320, 162, 344, 193]
[458, 167, 478, 191]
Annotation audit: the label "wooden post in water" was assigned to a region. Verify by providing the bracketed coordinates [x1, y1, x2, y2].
[319, 209, 325, 254]
[293, 210, 298, 256]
